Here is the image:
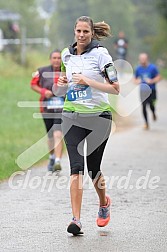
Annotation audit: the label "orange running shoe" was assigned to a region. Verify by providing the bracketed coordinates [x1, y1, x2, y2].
[96, 196, 111, 227]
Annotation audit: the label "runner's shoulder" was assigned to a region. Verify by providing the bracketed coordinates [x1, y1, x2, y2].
[38, 65, 52, 73]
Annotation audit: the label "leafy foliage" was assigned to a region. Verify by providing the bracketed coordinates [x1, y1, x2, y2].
[0, 0, 167, 64]
[156, 0, 167, 20]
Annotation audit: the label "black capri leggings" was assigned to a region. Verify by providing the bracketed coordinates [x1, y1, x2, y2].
[62, 112, 112, 180]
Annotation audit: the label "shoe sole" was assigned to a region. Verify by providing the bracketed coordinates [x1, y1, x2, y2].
[97, 196, 111, 227]
[67, 223, 84, 236]
[97, 216, 110, 227]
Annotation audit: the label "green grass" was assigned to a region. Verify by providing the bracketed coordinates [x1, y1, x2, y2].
[0, 51, 50, 180]
[160, 68, 167, 79]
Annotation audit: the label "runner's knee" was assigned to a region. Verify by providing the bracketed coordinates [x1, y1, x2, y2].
[70, 165, 84, 176]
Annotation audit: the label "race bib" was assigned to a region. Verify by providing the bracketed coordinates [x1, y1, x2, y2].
[46, 97, 64, 109]
[142, 73, 150, 83]
[67, 84, 92, 102]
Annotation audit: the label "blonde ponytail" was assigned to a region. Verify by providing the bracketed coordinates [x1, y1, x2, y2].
[93, 22, 111, 40]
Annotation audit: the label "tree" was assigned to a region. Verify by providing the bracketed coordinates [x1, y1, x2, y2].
[51, 0, 90, 49]
[152, 0, 167, 63]
[89, 0, 137, 61]
[156, 0, 167, 20]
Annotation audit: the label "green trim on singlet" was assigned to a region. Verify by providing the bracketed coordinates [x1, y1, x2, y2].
[61, 61, 66, 72]
[63, 99, 112, 113]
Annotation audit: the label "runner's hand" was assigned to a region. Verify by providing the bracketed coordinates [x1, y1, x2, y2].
[45, 90, 53, 98]
[72, 74, 89, 85]
[134, 78, 141, 85]
[57, 76, 68, 86]
[145, 78, 153, 84]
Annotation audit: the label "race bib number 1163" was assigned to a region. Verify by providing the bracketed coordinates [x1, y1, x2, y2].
[67, 84, 92, 102]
